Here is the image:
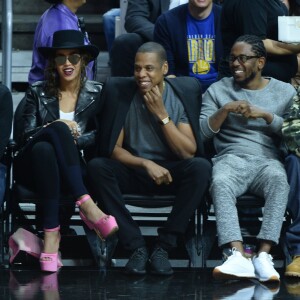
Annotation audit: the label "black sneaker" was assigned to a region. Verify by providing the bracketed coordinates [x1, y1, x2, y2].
[149, 247, 174, 276]
[125, 247, 149, 275]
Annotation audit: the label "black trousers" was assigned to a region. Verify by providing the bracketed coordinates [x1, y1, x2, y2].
[15, 122, 88, 229]
[110, 33, 146, 77]
[87, 157, 211, 252]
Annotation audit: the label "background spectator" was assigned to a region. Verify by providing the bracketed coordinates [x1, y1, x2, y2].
[154, 0, 222, 93]
[28, 0, 96, 84]
[103, 0, 120, 58]
[218, 0, 300, 83]
[289, 0, 300, 87]
[289, 0, 300, 15]
[110, 0, 188, 77]
[103, 8, 120, 56]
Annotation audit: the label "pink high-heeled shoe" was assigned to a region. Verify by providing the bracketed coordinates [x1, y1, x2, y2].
[76, 195, 119, 241]
[40, 227, 63, 273]
[41, 273, 59, 291]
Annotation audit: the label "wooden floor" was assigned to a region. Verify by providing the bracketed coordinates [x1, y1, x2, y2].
[0, 267, 292, 299]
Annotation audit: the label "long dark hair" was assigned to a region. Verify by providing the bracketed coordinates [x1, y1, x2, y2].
[43, 52, 92, 98]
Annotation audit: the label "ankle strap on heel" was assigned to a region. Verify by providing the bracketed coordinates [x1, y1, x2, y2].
[44, 226, 60, 232]
[76, 195, 91, 207]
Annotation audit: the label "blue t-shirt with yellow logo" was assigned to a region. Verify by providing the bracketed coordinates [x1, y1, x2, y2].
[187, 11, 217, 88]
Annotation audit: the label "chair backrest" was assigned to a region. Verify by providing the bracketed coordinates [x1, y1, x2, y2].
[122, 194, 177, 226]
[112, 193, 202, 267]
[123, 194, 175, 208]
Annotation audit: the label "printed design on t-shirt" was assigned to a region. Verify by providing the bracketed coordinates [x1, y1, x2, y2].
[187, 34, 215, 75]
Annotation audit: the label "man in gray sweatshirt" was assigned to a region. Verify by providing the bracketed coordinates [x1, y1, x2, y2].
[200, 34, 296, 282]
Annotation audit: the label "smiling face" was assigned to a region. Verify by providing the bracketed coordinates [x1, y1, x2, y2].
[229, 42, 265, 88]
[55, 49, 82, 84]
[134, 52, 168, 94]
[189, 0, 213, 8]
[188, 0, 213, 17]
[63, 0, 86, 13]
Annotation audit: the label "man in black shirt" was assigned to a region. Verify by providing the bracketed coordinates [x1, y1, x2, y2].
[219, 0, 300, 82]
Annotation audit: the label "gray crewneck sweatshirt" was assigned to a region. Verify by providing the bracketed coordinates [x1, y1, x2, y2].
[200, 77, 296, 160]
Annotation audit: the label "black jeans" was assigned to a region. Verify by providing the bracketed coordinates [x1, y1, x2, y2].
[15, 122, 88, 229]
[87, 157, 211, 251]
[110, 33, 146, 77]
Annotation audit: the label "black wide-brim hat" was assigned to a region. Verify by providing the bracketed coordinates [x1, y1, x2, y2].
[38, 30, 99, 62]
[45, 0, 62, 4]
[45, 0, 61, 3]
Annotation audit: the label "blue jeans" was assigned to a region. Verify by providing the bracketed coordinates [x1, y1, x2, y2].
[0, 163, 7, 206]
[103, 8, 120, 54]
[285, 154, 300, 256]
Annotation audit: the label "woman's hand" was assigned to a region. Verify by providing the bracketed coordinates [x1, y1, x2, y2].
[54, 119, 81, 138]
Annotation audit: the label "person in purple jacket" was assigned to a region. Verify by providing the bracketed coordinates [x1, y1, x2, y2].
[28, 0, 95, 84]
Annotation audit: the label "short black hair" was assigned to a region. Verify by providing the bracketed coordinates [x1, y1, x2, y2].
[136, 42, 167, 65]
[234, 34, 267, 58]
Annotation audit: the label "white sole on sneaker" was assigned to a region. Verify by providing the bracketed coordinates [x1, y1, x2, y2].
[213, 267, 256, 280]
[285, 271, 300, 278]
[256, 274, 280, 282]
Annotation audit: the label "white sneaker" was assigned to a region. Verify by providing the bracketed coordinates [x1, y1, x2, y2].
[222, 284, 255, 300]
[213, 248, 256, 280]
[253, 282, 280, 300]
[252, 252, 280, 282]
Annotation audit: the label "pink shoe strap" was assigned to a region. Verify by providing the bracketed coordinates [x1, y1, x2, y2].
[44, 226, 60, 232]
[76, 194, 91, 207]
[40, 252, 58, 260]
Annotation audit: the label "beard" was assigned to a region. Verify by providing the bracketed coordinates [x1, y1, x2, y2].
[236, 71, 257, 88]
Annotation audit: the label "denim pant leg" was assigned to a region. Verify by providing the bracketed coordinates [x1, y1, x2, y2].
[285, 154, 300, 256]
[103, 8, 120, 54]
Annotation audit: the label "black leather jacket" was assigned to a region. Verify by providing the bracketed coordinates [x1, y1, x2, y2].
[21, 80, 103, 154]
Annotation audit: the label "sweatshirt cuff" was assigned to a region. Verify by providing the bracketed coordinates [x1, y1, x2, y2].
[200, 117, 219, 139]
[268, 114, 283, 132]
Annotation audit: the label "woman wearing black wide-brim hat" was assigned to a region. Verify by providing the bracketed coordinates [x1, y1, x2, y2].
[38, 29, 99, 61]
[14, 29, 119, 273]
[28, 0, 94, 84]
